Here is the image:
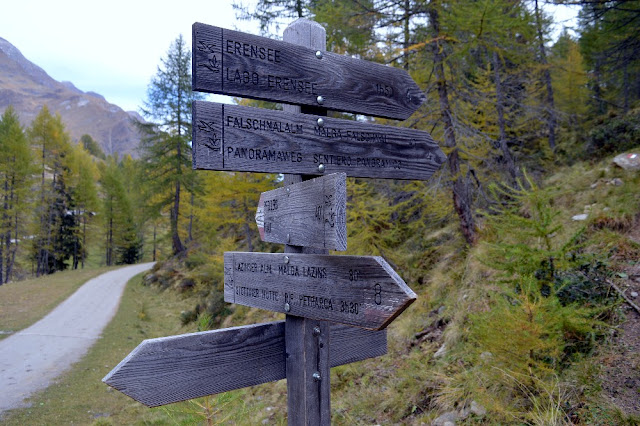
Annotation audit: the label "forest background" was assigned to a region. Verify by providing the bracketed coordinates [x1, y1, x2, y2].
[1, 0, 639, 424]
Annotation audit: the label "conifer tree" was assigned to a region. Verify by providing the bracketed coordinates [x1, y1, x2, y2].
[578, 0, 640, 115]
[100, 158, 142, 266]
[140, 35, 203, 256]
[0, 106, 34, 283]
[28, 106, 74, 275]
[66, 143, 99, 269]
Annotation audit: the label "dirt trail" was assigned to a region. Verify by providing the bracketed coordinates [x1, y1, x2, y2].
[0, 262, 154, 415]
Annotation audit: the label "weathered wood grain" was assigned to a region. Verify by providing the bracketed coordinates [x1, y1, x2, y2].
[192, 22, 425, 120]
[102, 321, 386, 407]
[224, 252, 416, 330]
[256, 173, 347, 251]
[281, 20, 332, 426]
[191, 101, 446, 181]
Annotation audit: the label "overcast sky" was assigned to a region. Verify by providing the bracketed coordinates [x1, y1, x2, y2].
[0, 0, 580, 113]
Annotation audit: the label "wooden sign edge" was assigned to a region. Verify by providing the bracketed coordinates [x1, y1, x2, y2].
[102, 321, 386, 407]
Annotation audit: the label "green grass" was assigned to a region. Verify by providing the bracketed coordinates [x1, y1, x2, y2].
[1, 273, 197, 425]
[0, 266, 117, 340]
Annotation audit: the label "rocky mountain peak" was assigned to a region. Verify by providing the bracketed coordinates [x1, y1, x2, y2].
[0, 37, 142, 157]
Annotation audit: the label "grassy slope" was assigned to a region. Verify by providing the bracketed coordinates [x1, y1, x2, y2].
[1, 273, 195, 425]
[0, 266, 117, 340]
[2, 153, 639, 425]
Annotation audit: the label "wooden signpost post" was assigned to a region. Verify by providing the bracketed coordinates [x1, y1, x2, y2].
[105, 18, 444, 425]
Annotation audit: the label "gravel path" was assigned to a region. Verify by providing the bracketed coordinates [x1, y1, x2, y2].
[0, 262, 154, 414]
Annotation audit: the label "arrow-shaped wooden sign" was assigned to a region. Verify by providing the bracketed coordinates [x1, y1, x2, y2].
[103, 321, 386, 407]
[224, 252, 416, 330]
[256, 173, 347, 251]
[192, 101, 446, 181]
[192, 23, 425, 120]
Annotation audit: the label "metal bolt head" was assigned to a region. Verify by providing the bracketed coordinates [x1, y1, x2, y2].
[318, 163, 325, 173]
[284, 302, 291, 312]
[315, 50, 323, 59]
[312, 326, 321, 336]
[316, 117, 324, 127]
[287, 233, 291, 243]
[284, 255, 290, 264]
[312, 372, 322, 382]
[316, 95, 324, 105]
[286, 187, 290, 195]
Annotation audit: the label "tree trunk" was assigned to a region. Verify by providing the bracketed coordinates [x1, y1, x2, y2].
[107, 201, 113, 266]
[9, 202, 19, 282]
[534, 0, 557, 152]
[429, 6, 477, 245]
[403, 0, 410, 71]
[623, 58, 629, 114]
[172, 139, 184, 255]
[81, 214, 86, 269]
[187, 192, 194, 244]
[493, 51, 518, 184]
[153, 223, 157, 262]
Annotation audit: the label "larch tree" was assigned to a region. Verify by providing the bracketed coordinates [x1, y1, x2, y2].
[532, 0, 558, 151]
[28, 106, 74, 275]
[140, 35, 203, 256]
[99, 157, 142, 266]
[0, 106, 34, 283]
[66, 143, 99, 269]
[578, 0, 640, 115]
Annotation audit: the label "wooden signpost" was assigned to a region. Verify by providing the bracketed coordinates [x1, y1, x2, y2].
[192, 100, 446, 180]
[224, 252, 415, 330]
[103, 321, 386, 407]
[192, 22, 425, 120]
[106, 18, 444, 425]
[255, 173, 347, 250]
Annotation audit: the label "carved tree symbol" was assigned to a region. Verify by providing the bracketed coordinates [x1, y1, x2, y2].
[197, 41, 220, 73]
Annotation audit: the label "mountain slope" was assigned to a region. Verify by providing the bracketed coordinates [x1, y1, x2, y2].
[0, 37, 141, 157]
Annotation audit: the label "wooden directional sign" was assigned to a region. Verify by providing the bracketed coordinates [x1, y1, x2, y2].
[192, 22, 426, 120]
[103, 321, 386, 407]
[224, 252, 416, 330]
[192, 101, 446, 181]
[256, 173, 347, 251]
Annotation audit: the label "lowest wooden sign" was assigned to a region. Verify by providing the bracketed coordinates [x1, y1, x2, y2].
[224, 252, 416, 330]
[104, 321, 386, 407]
[192, 22, 425, 120]
[192, 101, 446, 181]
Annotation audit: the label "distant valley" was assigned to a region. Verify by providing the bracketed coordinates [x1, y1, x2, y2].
[0, 37, 142, 157]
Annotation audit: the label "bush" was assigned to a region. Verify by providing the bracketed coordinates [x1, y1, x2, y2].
[583, 110, 640, 158]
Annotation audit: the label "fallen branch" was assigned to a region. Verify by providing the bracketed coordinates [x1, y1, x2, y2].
[607, 279, 640, 315]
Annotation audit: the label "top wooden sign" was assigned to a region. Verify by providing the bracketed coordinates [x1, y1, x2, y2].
[192, 23, 426, 120]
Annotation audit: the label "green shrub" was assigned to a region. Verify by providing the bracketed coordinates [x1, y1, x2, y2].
[583, 110, 640, 158]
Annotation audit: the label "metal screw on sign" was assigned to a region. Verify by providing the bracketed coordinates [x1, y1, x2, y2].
[284, 255, 290, 264]
[284, 303, 291, 312]
[317, 118, 324, 127]
[316, 95, 324, 105]
[315, 51, 323, 59]
[312, 326, 321, 336]
[318, 164, 325, 173]
[312, 372, 322, 382]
